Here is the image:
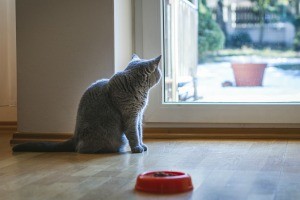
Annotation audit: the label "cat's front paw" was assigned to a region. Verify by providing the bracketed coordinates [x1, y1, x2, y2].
[141, 144, 148, 151]
[131, 146, 144, 153]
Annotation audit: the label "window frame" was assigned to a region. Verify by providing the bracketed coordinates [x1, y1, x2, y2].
[134, 0, 300, 127]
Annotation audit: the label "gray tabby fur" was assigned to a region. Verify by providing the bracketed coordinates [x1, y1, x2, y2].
[74, 54, 161, 153]
[12, 54, 161, 154]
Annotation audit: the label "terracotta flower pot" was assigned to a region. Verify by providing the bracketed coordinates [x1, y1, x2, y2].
[231, 63, 267, 86]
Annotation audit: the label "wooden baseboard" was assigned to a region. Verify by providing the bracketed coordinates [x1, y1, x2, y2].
[0, 121, 17, 131]
[10, 128, 300, 145]
[143, 128, 300, 139]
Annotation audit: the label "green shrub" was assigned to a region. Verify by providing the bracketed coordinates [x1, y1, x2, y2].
[293, 16, 300, 31]
[294, 32, 300, 51]
[228, 32, 252, 48]
[198, 3, 225, 60]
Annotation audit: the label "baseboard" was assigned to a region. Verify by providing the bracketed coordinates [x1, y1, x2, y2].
[0, 121, 17, 131]
[10, 127, 300, 145]
[11, 132, 72, 145]
[143, 128, 300, 139]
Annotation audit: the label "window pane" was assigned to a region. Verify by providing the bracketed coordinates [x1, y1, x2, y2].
[164, 0, 300, 103]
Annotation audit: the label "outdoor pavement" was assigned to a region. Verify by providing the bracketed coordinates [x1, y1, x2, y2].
[195, 61, 300, 103]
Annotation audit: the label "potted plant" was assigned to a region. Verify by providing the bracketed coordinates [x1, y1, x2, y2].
[231, 59, 267, 86]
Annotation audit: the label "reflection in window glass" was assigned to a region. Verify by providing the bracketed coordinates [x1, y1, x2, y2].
[164, 0, 300, 103]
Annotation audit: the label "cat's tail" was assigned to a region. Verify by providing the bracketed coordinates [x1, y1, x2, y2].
[12, 138, 76, 152]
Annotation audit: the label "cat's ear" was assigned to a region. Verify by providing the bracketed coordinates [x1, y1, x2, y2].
[132, 54, 140, 60]
[147, 55, 162, 72]
[153, 55, 162, 65]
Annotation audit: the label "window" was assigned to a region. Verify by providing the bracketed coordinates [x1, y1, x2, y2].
[135, 0, 300, 125]
[164, 0, 300, 103]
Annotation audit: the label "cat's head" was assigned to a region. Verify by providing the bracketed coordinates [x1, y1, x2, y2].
[125, 54, 162, 88]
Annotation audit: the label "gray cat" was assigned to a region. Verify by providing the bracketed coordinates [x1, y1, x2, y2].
[13, 54, 161, 153]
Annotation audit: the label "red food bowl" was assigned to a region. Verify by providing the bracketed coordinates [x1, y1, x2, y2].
[135, 171, 193, 194]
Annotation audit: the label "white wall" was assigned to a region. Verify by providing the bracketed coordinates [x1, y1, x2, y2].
[232, 23, 295, 47]
[0, 107, 17, 122]
[114, 0, 133, 72]
[0, 0, 17, 108]
[0, 0, 17, 122]
[17, 0, 118, 133]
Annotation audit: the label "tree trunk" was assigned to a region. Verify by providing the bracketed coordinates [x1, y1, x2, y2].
[296, 0, 300, 16]
[259, 23, 264, 47]
[258, 11, 265, 48]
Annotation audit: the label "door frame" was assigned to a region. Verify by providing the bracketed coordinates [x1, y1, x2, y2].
[134, 0, 300, 127]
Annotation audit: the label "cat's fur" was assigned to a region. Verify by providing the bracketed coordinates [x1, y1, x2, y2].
[13, 54, 161, 153]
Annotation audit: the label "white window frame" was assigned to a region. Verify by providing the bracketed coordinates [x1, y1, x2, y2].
[134, 0, 300, 127]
